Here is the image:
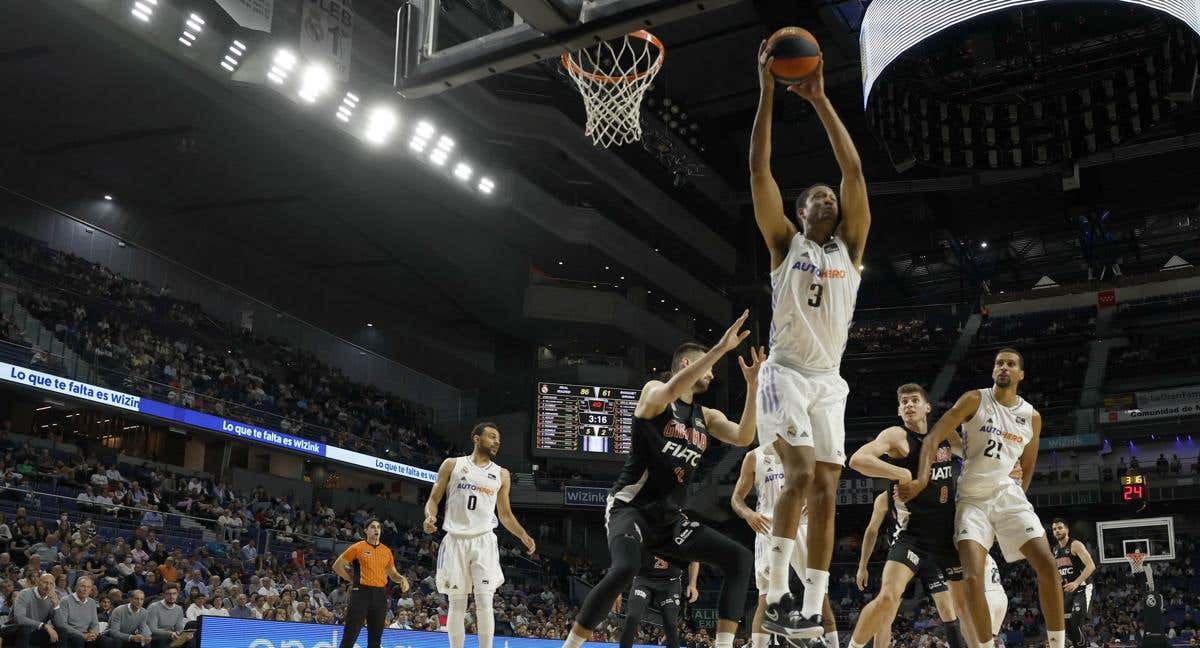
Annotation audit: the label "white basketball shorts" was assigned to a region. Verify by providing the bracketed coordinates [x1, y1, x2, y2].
[955, 482, 1045, 563]
[986, 589, 1008, 636]
[436, 531, 504, 596]
[756, 361, 848, 465]
[754, 517, 808, 591]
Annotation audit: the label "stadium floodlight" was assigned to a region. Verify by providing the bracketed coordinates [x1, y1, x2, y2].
[336, 92, 359, 123]
[434, 135, 455, 152]
[409, 120, 435, 152]
[179, 12, 205, 46]
[268, 49, 297, 85]
[363, 106, 398, 145]
[477, 177, 495, 194]
[980, 241, 988, 249]
[104, 195, 114, 201]
[131, 0, 157, 22]
[221, 40, 247, 72]
[298, 64, 332, 103]
[429, 134, 454, 164]
[430, 149, 449, 165]
[453, 162, 473, 181]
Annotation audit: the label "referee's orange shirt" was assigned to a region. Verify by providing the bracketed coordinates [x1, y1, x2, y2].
[340, 541, 394, 587]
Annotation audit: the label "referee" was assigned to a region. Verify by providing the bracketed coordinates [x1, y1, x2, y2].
[333, 520, 410, 648]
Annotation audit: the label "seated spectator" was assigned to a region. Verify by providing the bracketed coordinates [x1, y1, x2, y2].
[105, 590, 151, 648]
[12, 573, 61, 648]
[26, 535, 62, 567]
[145, 585, 189, 648]
[140, 510, 163, 529]
[53, 576, 100, 648]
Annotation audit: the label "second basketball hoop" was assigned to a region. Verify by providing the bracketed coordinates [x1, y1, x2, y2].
[562, 30, 665, 148]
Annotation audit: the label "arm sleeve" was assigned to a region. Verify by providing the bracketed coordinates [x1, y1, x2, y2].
[13, 591, 43, 628]
[107, 608, 132, 641]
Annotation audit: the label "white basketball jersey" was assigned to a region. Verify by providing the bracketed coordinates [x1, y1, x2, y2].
[984, 554, 1004, 594]
[958, 388, 1036, 498]
[443, 456, 501, 536]
[768, 234, 861, 371]
[752, 447, 806, 532]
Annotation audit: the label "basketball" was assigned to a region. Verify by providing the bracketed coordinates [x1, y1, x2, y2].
[766, 27, 821, 84]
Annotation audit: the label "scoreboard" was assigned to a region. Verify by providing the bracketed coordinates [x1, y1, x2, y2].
[534, 382, 640, 458]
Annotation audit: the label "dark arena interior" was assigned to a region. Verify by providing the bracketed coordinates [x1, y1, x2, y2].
[2, 1, 1200, 647]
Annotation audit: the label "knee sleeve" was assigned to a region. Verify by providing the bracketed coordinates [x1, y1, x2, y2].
[476, 592, 495, 648]
[448, 595, 468, 648]
[660, 601, 681, 648]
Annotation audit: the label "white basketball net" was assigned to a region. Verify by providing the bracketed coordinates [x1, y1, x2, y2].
[1126, 551, 1155, 590]
[562, 30, 664, 148]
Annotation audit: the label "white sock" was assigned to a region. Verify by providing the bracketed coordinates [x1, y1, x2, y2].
[977, 640, 994, 648]
[715, 632, 734, 648]
[564, 631, 586, 648]
[824, 630, 838, 647]
[847, 639, 866, 648]
[1046, 630, 1065, 648]
[766, 537, 796, 604]
[751, 633, 770, 648]
[476, 593, 495, 648]
[447, 596, 467, 648]
[800, 569, 829, 619]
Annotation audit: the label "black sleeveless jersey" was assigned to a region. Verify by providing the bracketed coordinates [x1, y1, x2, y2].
[1054, 540, 1085, 584]
[887, 426, 956, 529]
[610, 397, 709, 524]
[642, 553, 683, 580]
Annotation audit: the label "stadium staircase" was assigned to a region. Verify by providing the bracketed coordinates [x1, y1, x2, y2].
[0, 268, 98, 383]
[930, 312, 982, 403]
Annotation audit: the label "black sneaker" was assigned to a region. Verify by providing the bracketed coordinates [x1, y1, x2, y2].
[761, 593, 822, 641]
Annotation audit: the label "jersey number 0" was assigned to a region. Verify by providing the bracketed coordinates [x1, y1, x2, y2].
[807, 284, 823, 307]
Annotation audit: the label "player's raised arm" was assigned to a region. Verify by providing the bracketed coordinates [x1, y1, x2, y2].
[749, 41, 797, 270]
[1018, 411, 1042, 492]
[731, 450, 770, 535]
[422, 458, 456, 533]
[637, 310, 751, 417]
[703, 345, 765, 446]
[897, 390, 981, 502]
[497, 468, 536, 554]
[848, 427, 912, 483]
[856, 492, 888, 591]
[787, 59, 870, 266]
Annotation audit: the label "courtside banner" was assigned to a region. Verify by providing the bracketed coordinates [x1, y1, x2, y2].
[197, 615, 662, 648]
[0, 362, 435, 483]
[562, 485, 608, 507]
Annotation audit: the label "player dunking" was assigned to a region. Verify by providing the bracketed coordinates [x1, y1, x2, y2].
[750, 42, 870, 640]
[845, 384, 971, 648]
[900, 348, 1066, 648]
[561, 313, 761, 648]
[424, 422, 536, 648]
[1050, 519, 1096, 646]
[612, 555, 699, 648]
[730, 447, 838, 648]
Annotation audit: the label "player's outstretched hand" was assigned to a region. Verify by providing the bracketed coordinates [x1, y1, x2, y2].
[786, 56, 825, 103]
[422, 515, 437, 534]
[686, 584, 699, 603]
[743, 511, 772, 535]
[757, 39, 775, 91]
[855, 565, 869, 591]
[738, 345, 766, 386]
[521, 534, 537, 556]
[718, 310, 752, 354]
[894, 479, 925, 503]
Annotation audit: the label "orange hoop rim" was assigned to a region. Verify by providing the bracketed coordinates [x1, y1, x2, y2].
[560, 29, 665, 84]
[1125, 551, 1147, 569]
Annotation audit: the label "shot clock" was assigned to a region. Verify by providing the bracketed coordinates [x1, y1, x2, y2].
[1121, 472, 1149, 509]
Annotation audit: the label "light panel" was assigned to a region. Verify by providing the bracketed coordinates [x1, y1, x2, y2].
[363, 106, 398, 145]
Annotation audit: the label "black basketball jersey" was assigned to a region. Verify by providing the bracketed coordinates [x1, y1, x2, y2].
[1053, 540, 1086, 584]
[642, 553, 683, 580]
[887, 426, 956, 530]
[610, 397, 709, 523]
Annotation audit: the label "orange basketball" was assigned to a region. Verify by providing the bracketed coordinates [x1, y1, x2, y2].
[766, 27, 820, 84]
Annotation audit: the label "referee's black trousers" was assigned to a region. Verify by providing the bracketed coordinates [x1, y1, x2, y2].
[340, 585, 387, 648]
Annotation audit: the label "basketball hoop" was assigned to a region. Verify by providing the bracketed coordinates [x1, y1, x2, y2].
[561, 30, 665, 148]
[1125, 550, 1146, 573]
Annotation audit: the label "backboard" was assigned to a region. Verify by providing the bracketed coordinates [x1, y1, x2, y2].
[393, 0, 739, 98]
[1095, 516, 1175, 565]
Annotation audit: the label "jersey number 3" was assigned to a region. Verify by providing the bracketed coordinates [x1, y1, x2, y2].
[807, 284, 824, 307]
[984, 438, 1003, 459]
